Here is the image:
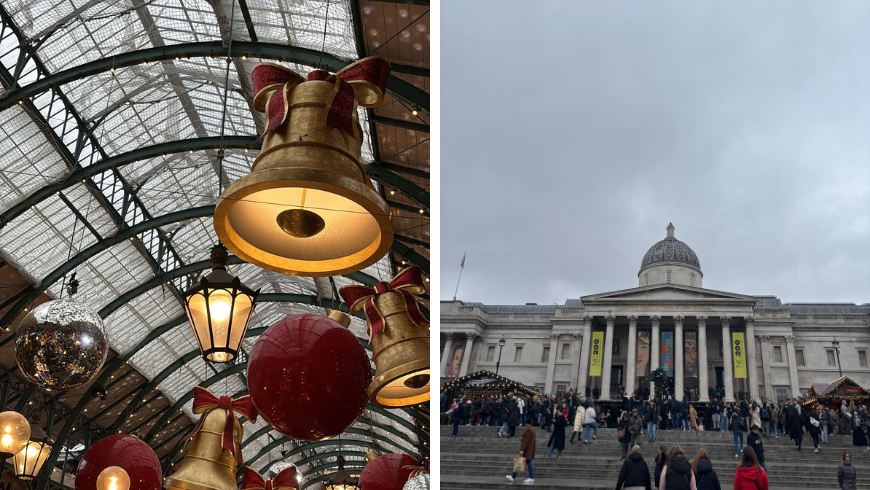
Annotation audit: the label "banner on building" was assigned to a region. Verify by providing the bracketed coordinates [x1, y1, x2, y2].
[590, 331, 604, 377]
[685, 330, 698, 378]
[732, 332, 747, 379]
[661, 331, 674, 377]
[637, 330, 651, 378]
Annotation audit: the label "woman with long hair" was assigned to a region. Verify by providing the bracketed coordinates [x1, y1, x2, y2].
[851, 410, 869, 449]
[658, 445, 695, 490]
[750, 402, 762, 434]
[653, 444, 669, 489]
[618, 411, 631, 460]
[789, 408, 804, 451]
[733, 446, 768, 490]
[838, 453, 857, 490]
[546, 404, 566, 457]
[691, 449, 721, 490]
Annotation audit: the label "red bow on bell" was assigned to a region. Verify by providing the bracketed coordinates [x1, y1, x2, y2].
[183, 387, 258, 461]
[338, 265, 428, 340]
[402, 457, 430, 479]
[252, 56, 391, 139]
[241, 466, 298, 490]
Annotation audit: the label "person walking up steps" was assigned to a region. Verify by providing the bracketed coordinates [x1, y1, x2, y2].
[618, 412, 632, 460]
[838, 453, 857, 490]
[615, 445, 651, 490]
[730, 408, 745, 457]
[658, 445, 696, 490]
[546, 405, 566, 457]
[654, 444, 669, 489]
[506, 419, 536, 484]
[809, 406, 822, 453]
[733, 447, 768, 490]
[584, 402, 599, 444]
[747, 425, 766, 471]
[646, 400, 659, 443]
[691, 449, 721, 490]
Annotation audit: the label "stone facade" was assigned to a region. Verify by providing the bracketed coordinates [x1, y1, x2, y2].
[440, 225, 870, 403]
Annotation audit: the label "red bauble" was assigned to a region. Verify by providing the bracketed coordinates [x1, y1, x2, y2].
[75, 434, 161, 490]
[247, 314, 371, 441]
[359, 454, 418, 490]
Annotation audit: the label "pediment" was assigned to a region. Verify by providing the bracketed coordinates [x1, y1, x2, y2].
[582, 284, 757, 304]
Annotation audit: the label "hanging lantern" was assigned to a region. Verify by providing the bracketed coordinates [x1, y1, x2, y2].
[96, 467, 130, 490]
[182, 244, 259, 363]
[0, 412, 29, 460]
[213, 57, 394, 277]
[326, 456, 358, 490]
[340, 266, 430, 408]
[12, 416, 52, 480]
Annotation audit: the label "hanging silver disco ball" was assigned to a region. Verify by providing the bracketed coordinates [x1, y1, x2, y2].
[14, 299, 108, 391]
[402, 474, 429, 490]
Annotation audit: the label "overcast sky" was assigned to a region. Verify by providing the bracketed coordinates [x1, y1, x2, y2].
[441, 1, 870, 306]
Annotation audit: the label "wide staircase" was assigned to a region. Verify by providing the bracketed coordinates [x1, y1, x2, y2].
[441, 424, 869, 489]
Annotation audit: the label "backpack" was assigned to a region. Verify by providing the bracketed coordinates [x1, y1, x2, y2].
[761, 407, 769, 420]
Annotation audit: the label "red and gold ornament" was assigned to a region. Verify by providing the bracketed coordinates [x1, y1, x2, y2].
[358, 454, 425, 490]
[75, 435, 161, 490]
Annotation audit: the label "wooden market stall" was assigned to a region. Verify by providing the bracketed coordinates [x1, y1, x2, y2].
[442, 370, 542, 405]
[803, 376, 870, 408]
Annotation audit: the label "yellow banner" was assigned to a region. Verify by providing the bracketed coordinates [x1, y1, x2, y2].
[732, 332, 747, 379]
[589, 331, 604, 377]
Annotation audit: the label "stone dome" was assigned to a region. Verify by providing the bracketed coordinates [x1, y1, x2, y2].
[639, 223, 701, 273]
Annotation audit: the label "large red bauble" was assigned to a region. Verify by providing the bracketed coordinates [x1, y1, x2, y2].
[75, 434, 161, 490]
[359, 454, 419, 490]
[247, 314, 371, 441]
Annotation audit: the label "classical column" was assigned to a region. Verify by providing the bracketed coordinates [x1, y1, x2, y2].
[697, 316, 709, 401]
[785, 335, 800, 398]
[440, 333, 455, 376]
[626, 315, 638, 395]
[600, 315, 615, 400]
[577, 316, 593, 397]
[674, 315, 684, 399]
[745, 317, 759, 400]
[545, 333, 560, 394]
[721, 316, 734, 402]
[459, 334, 476, 377]
[570, 332, 583, 391]
[759, 335, 774, 401]
[650, 315, 660, 395]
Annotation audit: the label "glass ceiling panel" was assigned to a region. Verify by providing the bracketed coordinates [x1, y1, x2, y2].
[245, 0, 357, 61]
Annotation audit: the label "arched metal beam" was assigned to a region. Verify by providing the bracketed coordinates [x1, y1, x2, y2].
[301, 472, 362, 490]
[248, 437, 408, 476]
[246, 428, 418, 466]
[0, 41, 429, 115]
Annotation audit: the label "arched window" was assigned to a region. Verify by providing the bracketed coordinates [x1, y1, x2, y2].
[667, 270, 672, 283]
[645, 274, 648, 286]
[690, 273, 695, 286]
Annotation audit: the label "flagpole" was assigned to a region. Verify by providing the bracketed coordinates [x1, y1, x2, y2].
[453, 251, 466, 301]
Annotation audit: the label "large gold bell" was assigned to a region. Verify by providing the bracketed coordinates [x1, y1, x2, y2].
[163, 407, 243, 490]
[361, 290, 430, 408]
[214, 62, 393, 277]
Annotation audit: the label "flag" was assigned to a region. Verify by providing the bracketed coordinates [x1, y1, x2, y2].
[461, 252, 466, 268]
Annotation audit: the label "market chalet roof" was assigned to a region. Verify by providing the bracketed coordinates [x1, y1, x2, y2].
[0, 1, 429, 487]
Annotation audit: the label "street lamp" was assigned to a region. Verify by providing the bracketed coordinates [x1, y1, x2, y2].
[495, 337, 506, 375]
[832, 336, 843, 377]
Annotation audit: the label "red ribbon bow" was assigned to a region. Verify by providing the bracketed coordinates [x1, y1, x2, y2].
[339, 265, 428, 340]
[241, 466, 298, 490]
[252, 56, 391, 139]
[402, 458, 429, 479]
[183, 387, 258, 461]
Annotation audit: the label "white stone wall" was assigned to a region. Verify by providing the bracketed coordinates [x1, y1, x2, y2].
[639, 264, 702, 288]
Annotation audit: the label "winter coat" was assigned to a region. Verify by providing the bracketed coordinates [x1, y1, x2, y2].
[645, 406, 660, 424]
[518, 425, 536, 460]
[694, 459, 721, 490]
[751, 407, 761, 428]
[659, 459, 695, 490]
[617, 418, 631, 442]
[572, 407, 584, 432]
[507, 404, 520, 427]
[733, 466, 768, 490]
[654, 456, 666, 489]
[838, 462, 857, 490]
[808, 412, 822, 436]
[615, 452, 651, 490]
[585, 406, 597, 424]
[517, 397, 525, 414]
[667, 398, 679, 412]
[548, 414, 567, 449]
[730, 412, 745, 432]
[498, 402, 509, 422]
[747, 431, 765, 461]
[740, 401, 750, 417]
[630, 415, 644, 434]
[788, 411, 803, 441]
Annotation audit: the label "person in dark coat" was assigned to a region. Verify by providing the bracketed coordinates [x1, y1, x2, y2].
[852, 410, 869, 449]
[789, 409, 804, 451]
[654, 444, 669, 489]
[690, 449, 721, 490]
[747, 425, 766, 471]
[546, 405, 567, 457]
[739, 400, 751, 432]
[658, 445, 697, 489]
[498, 398, 511, 437]
[839, 453, 857, 490]
[808, 408, 822, 452]
[618, 412, 631, 460]
[506, 400, 520, 438]
[615, 445, 651, 490]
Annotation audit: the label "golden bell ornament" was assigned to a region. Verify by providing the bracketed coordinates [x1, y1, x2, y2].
[340, 266, 430, 408]
[363, 449, 379, 465]
[214, 57, 394, 277]
[163, 388, 257, 490]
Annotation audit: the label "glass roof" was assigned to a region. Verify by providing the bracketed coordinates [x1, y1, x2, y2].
[0, 0, 429, 487]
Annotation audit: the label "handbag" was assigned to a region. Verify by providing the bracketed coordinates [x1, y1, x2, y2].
[617, 427, 625, 439]
[513, 457, 526, 473]
[810, 417, 820, 428]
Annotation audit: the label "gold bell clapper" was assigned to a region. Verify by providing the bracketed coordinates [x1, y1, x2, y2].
[163, 387, 258, 490]
[340, 266, 430, 408]
[214, 56, 394, 277]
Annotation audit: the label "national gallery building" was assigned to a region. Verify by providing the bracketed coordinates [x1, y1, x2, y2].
[440, 224, 870, 403]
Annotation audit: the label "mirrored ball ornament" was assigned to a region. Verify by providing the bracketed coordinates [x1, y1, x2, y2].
[15, 299, 108, 391]
[402, 475, 429, 490]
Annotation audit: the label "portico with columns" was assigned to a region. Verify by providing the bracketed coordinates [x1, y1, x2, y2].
[440, 224, 870, 403]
